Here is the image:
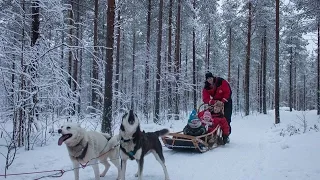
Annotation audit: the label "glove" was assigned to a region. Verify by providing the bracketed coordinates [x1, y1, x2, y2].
[214, 100, 224, 107]
[209, 99, 216, 105]
[204, 121, 212, 126]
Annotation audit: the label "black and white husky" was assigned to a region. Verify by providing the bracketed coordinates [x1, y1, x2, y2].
[119, 110, 170, 180]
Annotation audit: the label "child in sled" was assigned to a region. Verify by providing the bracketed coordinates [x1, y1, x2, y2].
[183, 109, 206, 136]
[201, 110, 216, 133]
[199, 101, 230, 145]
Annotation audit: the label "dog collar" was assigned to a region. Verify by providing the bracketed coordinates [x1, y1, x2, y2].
[121, 137, 132, 142]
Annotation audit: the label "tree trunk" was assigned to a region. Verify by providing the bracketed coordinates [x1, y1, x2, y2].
[92, 0, 99, 112]
[102, 0, 115, 134]
[12, 61, 16, 141]
[303, 74, 306, 111]
[317, 22, 320, 114]
[78, 23, 83, 114]
[289, 38, 293, 112]
[144, 0, 151, 118]
[275, 0, 280, 124]
[259, 36, 263, 113]
[68, 0, 74, 115]
[76, 0, 82, 114]
[174, 0, 181, 120]
[207, 24, 211, 71]
[31, 1, 40, 46]
[120, 33, 125, 109]
[115, 4, 121, 111]
[18, 0, 26, 147]
[192, 0, 196, 110]
[262, 26, 267, 114]
[244, 1, 252, 116]
[236, 63, 240, 113]
[26, 0, 41, 150]
[167, 0, 173, 119]
[293, 64, 297, 109]
[154, 0, 163, 123]
[185, 42, 189, 113]
[131, 29, 136, 109]
[228, 27, 231, 82]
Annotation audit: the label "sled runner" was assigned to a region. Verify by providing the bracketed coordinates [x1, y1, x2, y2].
[161, 103, 223, 153]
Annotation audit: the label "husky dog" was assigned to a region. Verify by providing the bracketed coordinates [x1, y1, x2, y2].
[58, 123, 121, 180]
[119, 110, 170, 180]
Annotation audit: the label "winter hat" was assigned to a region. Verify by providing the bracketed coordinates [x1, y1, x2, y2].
[205, 72, 214, 80]
[188, 109, 202, 128]
[203, 110, 212, 120]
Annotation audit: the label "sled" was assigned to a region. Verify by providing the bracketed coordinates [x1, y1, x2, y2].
[162, 103, 223, 153]
[161, 125, 222, 153]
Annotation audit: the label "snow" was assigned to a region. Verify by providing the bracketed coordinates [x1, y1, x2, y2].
[1, 109, 320, 180]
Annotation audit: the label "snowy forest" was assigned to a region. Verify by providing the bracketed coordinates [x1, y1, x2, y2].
[0, 0, 319, 152]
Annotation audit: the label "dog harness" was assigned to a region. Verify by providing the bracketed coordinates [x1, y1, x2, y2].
[120, 145, 137, 160]
[120, 136, 141, 160]
[75, 143, 89, 160]
[120, 126, 143, 160]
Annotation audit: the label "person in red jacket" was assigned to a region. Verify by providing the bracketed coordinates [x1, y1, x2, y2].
[202, 72, 233, 138]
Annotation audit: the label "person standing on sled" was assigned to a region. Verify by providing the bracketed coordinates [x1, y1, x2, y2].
[202, 72, 233, 142]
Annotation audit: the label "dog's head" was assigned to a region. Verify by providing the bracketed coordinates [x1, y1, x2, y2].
[57, 123, 84, 146]
[120, 109, 140, 133]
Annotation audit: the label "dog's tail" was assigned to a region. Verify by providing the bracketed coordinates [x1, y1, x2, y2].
[154, 129, 169, 137]
[102, 133, 112, 140]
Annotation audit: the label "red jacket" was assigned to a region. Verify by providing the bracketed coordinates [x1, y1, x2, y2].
[211, 113, 230, 136]
[198, 111, 230, 136]
[202, 77, 231, 105]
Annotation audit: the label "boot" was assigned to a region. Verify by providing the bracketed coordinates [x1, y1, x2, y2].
[223, 135, 229, 144]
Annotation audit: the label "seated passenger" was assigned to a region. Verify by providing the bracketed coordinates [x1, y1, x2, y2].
[183, 110, 206, 136]
[201, 110, 215, 133]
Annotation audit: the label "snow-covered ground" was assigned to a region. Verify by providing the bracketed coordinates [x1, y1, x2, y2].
[1, 109, 320, 180]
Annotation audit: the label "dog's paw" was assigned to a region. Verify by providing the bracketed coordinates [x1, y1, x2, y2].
[135, 173, 138, 177]
[99, 174, 105, 177]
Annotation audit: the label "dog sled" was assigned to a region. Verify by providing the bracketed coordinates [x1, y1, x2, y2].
[161, 104, 223, 153]
[161, 125, 222, 153]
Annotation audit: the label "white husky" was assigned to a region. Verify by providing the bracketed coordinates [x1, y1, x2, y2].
[58, 123, 120, 180]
